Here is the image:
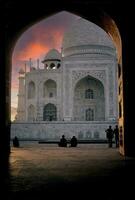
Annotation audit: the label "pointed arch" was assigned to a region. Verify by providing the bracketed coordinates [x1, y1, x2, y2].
[86, 108, 94, 121]
[43, 79, 57, 98]
[50, 63, 55, 69]
[74, 75, 105, 121]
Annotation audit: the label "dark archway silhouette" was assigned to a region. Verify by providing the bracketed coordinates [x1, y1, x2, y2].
[4, 1, 134, 158]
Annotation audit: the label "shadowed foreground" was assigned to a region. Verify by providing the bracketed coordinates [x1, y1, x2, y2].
[3, 143, 135, 199]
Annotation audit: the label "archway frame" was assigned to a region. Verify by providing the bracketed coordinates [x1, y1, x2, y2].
[5, 2, 129, 155]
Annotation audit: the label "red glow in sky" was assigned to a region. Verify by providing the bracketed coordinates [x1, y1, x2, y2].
[11, 11, 79, 120]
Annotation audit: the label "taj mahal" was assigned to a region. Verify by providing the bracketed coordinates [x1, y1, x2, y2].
[11, 17, 118, 140]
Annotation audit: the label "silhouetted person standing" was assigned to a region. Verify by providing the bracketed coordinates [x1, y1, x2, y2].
[13, 136, 19, 147]
[70, 136, 78, 147]
[58, 135, 67, 147]
[113, 125, 119, 148]
[105, 126, 114, 148]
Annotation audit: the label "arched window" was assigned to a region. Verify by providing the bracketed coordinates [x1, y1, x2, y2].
[28, 81, 35, 99]
[43, 79, 57, 98]
[50, 63, 55, 69]
[28, 105, 35, 121]
[85, 89, 94, 99]
[45, 64, 48, 68]
[43, 103, 57, 121]
[86, 108, 94, 121]
[57, 63, 61, 68]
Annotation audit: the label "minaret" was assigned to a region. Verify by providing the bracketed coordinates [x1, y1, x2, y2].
[29, 58, 32, 71]
[37, 59, 39, 69]
[16, 68, 25, 121]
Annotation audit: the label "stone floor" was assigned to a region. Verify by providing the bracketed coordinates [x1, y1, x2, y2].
[3, 142, 135, 199]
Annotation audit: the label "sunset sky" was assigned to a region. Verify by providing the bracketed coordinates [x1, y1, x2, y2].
[11, 11, 80, 120]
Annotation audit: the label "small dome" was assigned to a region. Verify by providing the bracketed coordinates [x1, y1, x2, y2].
[43, 49, 61, 61]
[62, 18, 115, 51]
[19, 68, 25, 74]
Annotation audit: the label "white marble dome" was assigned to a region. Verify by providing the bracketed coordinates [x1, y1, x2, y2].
[44, 49, 61, 60]
[62, 18, 115, 56]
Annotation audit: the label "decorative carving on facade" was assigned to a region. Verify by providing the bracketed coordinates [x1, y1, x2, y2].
[64, 45, 115, 57]
[72, 70, 106, 88]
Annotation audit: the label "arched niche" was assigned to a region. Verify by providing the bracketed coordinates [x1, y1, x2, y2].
[28, 81, 35, 99]
[43, 103, 57, 121]
[43, 79, 57, 98]
[73, 75, 105, 121]
[28, 104, 35, 121]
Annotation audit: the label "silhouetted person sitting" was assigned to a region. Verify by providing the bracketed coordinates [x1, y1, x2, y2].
[113, 125, 119, 148]
[13, 136, 19, 147]
[70, 136, 78, 147]
[105, 126, 114, 148]
[58, 135, 67, 147]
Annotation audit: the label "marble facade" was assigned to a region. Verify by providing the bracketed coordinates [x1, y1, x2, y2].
[11, 17, 118, 140]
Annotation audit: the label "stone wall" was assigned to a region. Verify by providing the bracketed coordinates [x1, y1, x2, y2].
[11, 121, 117, 140]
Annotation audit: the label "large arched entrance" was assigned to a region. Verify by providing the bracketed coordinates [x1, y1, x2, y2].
[73, 75, 105, 121]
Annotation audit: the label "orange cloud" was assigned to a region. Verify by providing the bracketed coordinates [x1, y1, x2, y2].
[11, 11, 78, 116]
[15, 43, 49, 61]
